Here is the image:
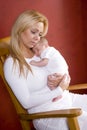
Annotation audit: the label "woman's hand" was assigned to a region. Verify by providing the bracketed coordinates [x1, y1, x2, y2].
[47, 73, 63, 89]
[59, 74, 71, 90]
[47, 73, 71, 91]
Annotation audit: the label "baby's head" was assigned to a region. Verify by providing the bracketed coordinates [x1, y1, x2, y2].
[33, 38, 49, 56]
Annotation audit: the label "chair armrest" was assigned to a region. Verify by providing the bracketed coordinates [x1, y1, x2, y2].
[19, 108, 82, 121]
[68, 83, 87, 91]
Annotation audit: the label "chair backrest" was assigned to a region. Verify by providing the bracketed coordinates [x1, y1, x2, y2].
[0, 37, 33, 130]
[0, 37, 27, 113]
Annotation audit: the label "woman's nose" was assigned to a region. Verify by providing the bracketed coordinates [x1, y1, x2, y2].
[34, 34, 40, 42]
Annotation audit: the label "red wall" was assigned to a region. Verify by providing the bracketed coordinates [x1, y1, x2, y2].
[0, 0, 87, 85]
[0, 0, 87, 84]
[0, 0, 87, 129]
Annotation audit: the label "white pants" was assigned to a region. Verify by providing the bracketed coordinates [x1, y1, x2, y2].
[33, 93, 87, 130]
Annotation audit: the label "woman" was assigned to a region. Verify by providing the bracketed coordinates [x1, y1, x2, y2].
[4, 10, 87, 130]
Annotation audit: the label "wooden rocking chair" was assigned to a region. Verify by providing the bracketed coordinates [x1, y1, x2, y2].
[0, 37, 87, 130]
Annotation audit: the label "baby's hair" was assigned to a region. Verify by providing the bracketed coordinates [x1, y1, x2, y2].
[39, 37, 48, 47]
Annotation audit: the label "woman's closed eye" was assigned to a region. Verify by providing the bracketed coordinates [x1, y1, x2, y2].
[31, 30, 42, 37]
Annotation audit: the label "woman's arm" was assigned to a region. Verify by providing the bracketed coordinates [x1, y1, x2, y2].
[47, 73, 71, 90]
[4, 58, 64, 109]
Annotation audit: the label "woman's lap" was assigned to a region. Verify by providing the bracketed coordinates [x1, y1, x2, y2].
[33, 92, 87, 130]
[33, 118, 69, 130]
[69, 92, 87, 130]
[70, 92, 87, 111]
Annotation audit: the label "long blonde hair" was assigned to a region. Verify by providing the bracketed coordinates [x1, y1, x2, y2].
[10, 10, 48, 76]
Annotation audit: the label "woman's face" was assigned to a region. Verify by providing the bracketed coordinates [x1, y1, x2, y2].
[20, 22, 44, 50]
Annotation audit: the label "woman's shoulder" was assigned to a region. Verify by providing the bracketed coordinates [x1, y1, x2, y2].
[4, 56, 15, 74]
[3, 56, 14, 79]
[4, 56, 14, 66]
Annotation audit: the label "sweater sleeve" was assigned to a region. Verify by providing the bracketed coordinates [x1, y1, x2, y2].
[4, 57, 63, 109]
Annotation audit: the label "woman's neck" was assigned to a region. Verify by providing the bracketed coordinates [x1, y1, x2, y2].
[20, 42, 34, 58]
[20, 46, 34, 58]
[23, 49, 34, 58]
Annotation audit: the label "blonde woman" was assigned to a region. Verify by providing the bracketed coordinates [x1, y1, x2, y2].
[4, 10, 87, 130]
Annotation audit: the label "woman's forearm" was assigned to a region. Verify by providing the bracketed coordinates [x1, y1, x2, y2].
[27, 86, 63, 109]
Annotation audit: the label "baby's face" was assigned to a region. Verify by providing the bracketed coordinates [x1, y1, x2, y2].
[33, 44, 45, 56]
[33, 48, 41, 56]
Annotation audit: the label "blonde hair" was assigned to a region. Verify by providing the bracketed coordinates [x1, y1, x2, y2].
[10, 10, 48, 76]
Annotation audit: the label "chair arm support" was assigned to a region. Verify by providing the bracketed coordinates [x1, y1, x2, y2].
[68, 83, 87, 91]
[19, 108, 82, 121]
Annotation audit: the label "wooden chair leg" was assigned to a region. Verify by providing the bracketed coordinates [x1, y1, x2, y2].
[68, 117, 80, 130]
[20, 120, 31, 130]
